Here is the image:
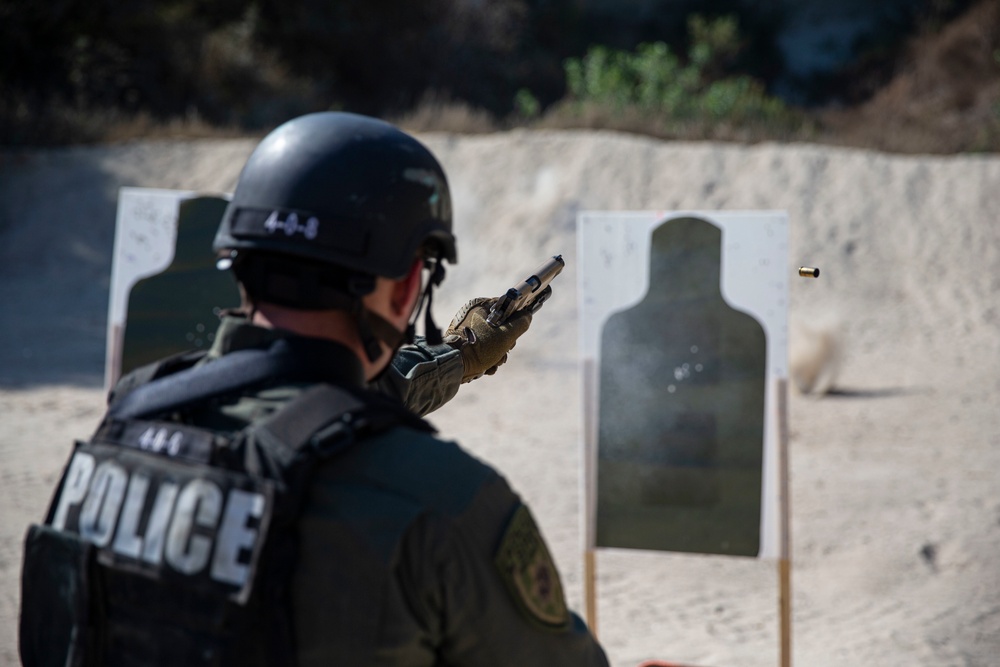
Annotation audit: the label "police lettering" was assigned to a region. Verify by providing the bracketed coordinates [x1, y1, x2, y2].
[51, 452, 265, 587]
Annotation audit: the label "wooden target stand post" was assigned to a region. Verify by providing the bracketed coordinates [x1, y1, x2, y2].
[577, 211, 793, 667]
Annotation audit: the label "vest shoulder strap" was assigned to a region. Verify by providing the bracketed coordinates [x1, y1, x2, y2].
[242, 382, 435, 479]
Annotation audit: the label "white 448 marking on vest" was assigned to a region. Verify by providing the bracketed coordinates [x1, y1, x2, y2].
[51, 451, 265, 586]
[137, 426, 184, 456]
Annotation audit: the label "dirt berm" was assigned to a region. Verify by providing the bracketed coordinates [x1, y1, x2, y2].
[1, 130, 998, 666]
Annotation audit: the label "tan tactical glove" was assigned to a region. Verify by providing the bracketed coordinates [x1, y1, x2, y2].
[444, 297, 533, 383]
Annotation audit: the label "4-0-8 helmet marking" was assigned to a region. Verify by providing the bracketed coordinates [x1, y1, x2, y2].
[262, 211, 321, 241]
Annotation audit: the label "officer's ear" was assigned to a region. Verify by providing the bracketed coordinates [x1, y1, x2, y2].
[390, 257, 424, 316]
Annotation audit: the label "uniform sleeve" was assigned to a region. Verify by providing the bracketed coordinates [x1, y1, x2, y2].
[402, 476, 609, 667]
[374, 337, 464, 416]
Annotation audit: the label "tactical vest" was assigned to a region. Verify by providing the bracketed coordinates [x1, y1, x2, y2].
[20, 342, 432, 667]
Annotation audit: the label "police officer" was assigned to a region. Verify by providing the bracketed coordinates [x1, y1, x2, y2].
[22, 112, 607, 666]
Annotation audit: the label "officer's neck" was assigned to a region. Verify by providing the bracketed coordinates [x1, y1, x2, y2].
[250, 303, 393, 382]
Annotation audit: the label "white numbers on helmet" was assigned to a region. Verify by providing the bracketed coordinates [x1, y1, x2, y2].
[304, 216, 319, 240]
[263, 210, 321, 241]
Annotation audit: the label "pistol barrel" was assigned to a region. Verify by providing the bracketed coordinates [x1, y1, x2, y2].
[486, 255, 565, 326]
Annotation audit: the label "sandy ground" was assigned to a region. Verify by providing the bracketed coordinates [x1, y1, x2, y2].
[2, 131, 999, 666]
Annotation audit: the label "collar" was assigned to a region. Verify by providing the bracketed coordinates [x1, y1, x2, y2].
[208, 313, 366, 390]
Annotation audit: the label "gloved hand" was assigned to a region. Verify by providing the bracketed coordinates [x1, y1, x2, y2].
[444, 297, 533, 383]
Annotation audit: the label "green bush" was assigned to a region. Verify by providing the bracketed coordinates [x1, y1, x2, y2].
[514, 89, 542, 119]
[562, 15, 800, 132]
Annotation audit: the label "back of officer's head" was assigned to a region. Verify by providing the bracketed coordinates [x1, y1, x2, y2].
[213, 112, 457, 312]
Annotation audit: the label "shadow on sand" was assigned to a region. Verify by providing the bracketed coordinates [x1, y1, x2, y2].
[823, 386, 923, 399]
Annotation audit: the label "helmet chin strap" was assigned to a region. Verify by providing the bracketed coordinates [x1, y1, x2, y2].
[412, 257, 446, 346]
[356, 308, 404, 363]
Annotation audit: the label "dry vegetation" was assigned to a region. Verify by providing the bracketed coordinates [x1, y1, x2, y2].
[5, 0, 999, 155]
[381, 0, 1000, 155]
[820, 0, 1000, 154]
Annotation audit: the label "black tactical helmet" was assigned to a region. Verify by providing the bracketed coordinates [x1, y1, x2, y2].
[213, 111, 457, 278]
[214, 112, 457, 360]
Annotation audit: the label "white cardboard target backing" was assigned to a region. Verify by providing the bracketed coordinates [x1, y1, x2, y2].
[578, 210, 788, 559]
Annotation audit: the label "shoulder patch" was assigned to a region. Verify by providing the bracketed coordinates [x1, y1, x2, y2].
[495, 505, 570, 631]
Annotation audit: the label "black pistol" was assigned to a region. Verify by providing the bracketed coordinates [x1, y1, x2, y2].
[486, 255, 565, 327]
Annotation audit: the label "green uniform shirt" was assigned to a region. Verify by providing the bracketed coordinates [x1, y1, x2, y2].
[116, 316, 607, 666]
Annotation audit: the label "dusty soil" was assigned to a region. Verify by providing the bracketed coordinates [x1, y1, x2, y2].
[2, 131, 999, 666]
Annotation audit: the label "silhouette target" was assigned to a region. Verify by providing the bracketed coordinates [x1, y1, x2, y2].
[596, 216, 767, 556]
[121, 197, 239, 375]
